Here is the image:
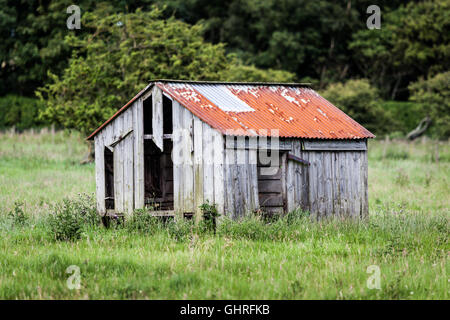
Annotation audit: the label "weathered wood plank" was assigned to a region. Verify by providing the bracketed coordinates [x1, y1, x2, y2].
[94, 134, 106, 215]
[303, 139, 367, 151]
[152, 85, 164, 151]
[286, 152, 295, 212]
[353, 152, 362, 218]
[234, 137, 246, 217]
[331, 152, 340, 217]
[213, 130, 225, 216]
[203, 123, 215, 204]
[259, 193, 284, 207]
[193, 116, 204, 221]
[123, 134, 134, 217]
[172, 100, 184, 214]
[258, 178, 283, 193]
[224, 146, 235, 217]
[361, 149, 369, 218]
[324, 152, 333, 217]
[113, 115, 124, 213]
[308, 152, 319, 218]
[248, 148, 259, 212]
[133, 99, 145, 210]
[182, 106, 194, 213]
[232, 138, 292, 150]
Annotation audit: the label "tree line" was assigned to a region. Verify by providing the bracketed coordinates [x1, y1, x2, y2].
[0, 0, 448, 138]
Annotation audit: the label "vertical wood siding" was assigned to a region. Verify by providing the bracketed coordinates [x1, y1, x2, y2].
[152, 86, 164, 151]
[286, 140, 368, 218]
[94, 90, 369, 220]
[223, 142, 260, 218]
[94, 134, 106, 215]
[171, 101, 225, 215]
[133, 98, 144, 210]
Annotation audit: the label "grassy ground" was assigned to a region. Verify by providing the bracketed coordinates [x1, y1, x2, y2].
[0, 130, 448, 299]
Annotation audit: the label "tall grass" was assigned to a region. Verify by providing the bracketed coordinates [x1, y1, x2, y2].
[0, 130, 448, 299]
[0, 200, 447, 299]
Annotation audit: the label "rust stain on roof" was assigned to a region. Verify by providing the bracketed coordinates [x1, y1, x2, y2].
[88, 80, 375, 140]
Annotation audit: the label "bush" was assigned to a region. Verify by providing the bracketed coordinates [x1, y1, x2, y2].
[409, 72, 450, 139]
[8, 201, 28, 227]
[0, 95, 48, 131]
[321, 79, 390, 135]
[167, 219, 195, 242]
[380, 101, 426, 136]
[198, 201, 219, 233]
[124, 209, 164, 234]
[48, 194, 99, 241]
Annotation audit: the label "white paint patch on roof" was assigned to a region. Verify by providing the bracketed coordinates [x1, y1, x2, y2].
[169, 83, 201, 102]
[192, 84, 255, 112]
[280, 88, 301, 106]
[317, 108, 327, 118]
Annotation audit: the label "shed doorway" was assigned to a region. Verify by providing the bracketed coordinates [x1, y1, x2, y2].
[144, 140, 174, 210]
[143, 93, 174, 211]
[257, 151, 287, 214]
[104, 147, 114, 210]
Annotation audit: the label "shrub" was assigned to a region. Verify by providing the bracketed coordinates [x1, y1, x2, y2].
[167, 219, 194, 242]
[48, 194, 99, 241]
[8, 201, 28, 227]
[124, 209, 164, 234]
[198, 201, 219, 233]
[0, 95, 48, 131]
[321, 79, 390, 135]
[409, 71, 450, 139]
[380, 101, 426, 136]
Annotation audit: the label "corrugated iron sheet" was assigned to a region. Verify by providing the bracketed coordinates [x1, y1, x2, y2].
[88, 80, 375, 140]
[158, 82, 374, 139]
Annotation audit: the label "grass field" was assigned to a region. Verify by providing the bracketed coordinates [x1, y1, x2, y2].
[0, 130, 448, 299]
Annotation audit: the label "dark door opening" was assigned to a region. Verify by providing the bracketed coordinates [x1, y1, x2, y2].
[104, 147, 114, 209]
[144, 139, 174, 210]
[143, 95, 153, 135]
[257, 151, 286, 214]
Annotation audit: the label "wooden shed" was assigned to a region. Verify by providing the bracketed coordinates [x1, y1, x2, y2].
[87, 80, 375, 220]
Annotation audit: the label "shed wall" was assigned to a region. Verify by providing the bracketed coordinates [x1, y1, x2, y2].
[286, 140, 368, 218]
[94, 85, 369, 219]
[172, 99, 225, 217]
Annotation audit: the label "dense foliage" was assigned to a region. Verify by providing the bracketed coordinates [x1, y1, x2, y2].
[321, 79, 389, 135]
[0, 0, 448, 137]
[37, 6, 293, 135]
[350, 0, 449, 99]
[409, 72, 450, 139]
[0, 95, 48, 130]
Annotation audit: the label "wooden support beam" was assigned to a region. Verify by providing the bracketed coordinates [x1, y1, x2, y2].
[144, 134, 173, 140]
[287, 153, 310, 165]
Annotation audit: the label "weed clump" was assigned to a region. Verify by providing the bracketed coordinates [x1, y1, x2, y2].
[124, 209, 164, 234]
[48, 194, 99, 241]
[167, 219, 194, 242]
[8, 201, 29, 227]
[394, 169, 410, 186]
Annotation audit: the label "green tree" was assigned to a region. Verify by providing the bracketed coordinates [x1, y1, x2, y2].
[37, 6, 294, 137]
[321, 79, 389, 134]
[0, 0, 154, 96]
[350, 0, 450, 99]
[408, 72, 450, 139]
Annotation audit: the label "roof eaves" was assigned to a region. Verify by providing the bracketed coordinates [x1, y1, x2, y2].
[86, 83, 154, 140]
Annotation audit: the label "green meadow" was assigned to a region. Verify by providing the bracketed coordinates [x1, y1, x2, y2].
[0, 130, 448, 299]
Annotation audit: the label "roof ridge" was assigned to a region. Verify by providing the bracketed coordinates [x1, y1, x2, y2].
[151, 79, 312, 87]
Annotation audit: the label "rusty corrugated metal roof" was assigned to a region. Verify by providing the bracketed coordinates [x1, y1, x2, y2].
[87, 80, 375, 140]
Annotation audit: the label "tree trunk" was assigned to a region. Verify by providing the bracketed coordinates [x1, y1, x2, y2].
[406, 116, 431, 140]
